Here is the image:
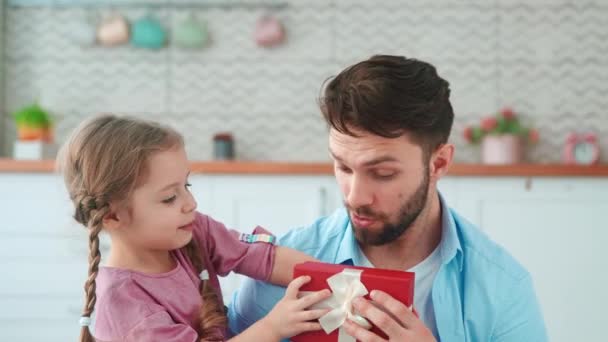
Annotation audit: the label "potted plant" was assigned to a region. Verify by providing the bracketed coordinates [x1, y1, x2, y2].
[463, 107, 539, 164]
[12, 103, 56, 160]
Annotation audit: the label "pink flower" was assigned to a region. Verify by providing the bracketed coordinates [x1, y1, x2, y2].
[528, 129, 540, 143]
[480, 117, 498, 132]
[501, 107, 516, 120]
[463, 126, 474, 142]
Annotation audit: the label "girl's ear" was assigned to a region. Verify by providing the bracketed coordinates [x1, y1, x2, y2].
[102, 203, 127, 231]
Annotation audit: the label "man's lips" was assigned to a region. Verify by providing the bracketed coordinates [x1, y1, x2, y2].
[351, 213, 376, 227]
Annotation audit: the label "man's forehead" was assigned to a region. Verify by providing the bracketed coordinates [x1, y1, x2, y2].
[329, 130, 421, 166]
[329, 129, 417, 150]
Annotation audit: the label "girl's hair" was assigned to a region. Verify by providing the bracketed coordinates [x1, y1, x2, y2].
[57, 114, 227, 342]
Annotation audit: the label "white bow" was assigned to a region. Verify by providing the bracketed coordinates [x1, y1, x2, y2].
[304, 269, 372, 342]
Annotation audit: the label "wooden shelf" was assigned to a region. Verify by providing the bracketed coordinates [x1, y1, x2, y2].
[447, 163, 608, 177]
[2, 158, 608, 177]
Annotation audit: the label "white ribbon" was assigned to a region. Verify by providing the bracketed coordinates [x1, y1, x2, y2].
[302, 269, 372, 342]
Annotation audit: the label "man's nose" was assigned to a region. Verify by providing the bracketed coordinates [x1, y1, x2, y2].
[346, 175, 374, 209]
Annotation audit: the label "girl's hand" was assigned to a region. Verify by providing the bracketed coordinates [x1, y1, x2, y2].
[262, 275, 332, 339]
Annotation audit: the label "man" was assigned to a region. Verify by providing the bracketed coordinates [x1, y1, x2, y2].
[228, 55, 548, 341]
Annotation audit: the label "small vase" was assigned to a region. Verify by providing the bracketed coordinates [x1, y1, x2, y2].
[481, 134, 523, 165]
[13, 141, 57, 160]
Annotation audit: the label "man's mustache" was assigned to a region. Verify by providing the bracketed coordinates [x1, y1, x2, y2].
[345, 203, 385, 220]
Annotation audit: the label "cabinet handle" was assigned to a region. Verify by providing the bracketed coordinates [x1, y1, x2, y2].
[319, 187, 328, 217]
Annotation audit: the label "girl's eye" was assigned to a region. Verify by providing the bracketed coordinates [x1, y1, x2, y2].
[162, 196, 177, 204]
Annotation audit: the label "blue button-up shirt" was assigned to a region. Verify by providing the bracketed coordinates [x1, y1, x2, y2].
[228, 194, 548, 341]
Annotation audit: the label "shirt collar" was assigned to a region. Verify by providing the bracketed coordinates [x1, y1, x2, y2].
[437, 191, 464, 271]
[335, 220, 358, 266]
[334, 191, 463, 271]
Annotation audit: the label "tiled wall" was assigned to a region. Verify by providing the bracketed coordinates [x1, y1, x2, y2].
[3, 0, 608, 162]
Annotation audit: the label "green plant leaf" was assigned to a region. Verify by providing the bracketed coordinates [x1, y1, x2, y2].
[506, 119, 522, 135]
[471, 127, 483, 144]
[12, 104, 52, 128]
[496, 116, 508, 134]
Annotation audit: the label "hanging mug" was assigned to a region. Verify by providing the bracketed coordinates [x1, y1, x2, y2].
[254, 14, 285, 48]
[97, 12, 130, 46]
[173, 13, 209, 49]
[131, 14, 167, 50]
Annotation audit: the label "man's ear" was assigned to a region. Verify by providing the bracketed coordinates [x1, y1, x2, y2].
[429, 143, 454, 181]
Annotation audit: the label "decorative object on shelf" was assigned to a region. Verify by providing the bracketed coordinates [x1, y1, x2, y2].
[11, 103, 57, 160]
[562, 132, 600, 165]
[131, 13, 166, 49]
[213, 132, 235, 160]
[7, 1, 288, 11]
[96, 12, 130, 46]
[253, 14, 286, 48]
[463, 107, 539, 165]
[172, 13, 209, 49]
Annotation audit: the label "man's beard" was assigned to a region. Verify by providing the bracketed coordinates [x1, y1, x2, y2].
[348, 171, 430, 246]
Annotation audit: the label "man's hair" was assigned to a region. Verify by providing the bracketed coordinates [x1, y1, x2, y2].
[320, 55, 454, 154]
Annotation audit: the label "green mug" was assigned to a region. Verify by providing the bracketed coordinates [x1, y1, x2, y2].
[173, 14, 208, 49]
[131, 14, 166, 49]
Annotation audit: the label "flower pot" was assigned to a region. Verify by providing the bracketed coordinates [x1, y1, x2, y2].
[481, 134, 523, 165]
[13, 141, 57, 160]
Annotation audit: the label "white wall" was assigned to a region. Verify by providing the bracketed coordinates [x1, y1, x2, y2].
[3, 0, 608, 162]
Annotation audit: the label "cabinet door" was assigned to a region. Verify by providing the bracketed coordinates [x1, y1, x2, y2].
[452, 177, 608, 342]
[192, 175, 339, 236]
[0, 174, 86, 342]
[189, 175, 339, 303]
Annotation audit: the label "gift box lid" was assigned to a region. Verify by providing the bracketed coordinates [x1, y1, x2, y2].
[294, 261, 415, 292]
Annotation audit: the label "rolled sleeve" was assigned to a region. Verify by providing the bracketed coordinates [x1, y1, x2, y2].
[193, 212, 276, 281]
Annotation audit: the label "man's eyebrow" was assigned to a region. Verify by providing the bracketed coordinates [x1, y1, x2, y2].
[329, 149, 398, 167]
[362, 156, 399, 167]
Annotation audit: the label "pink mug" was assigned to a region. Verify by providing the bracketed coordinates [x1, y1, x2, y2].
[97, 13, 130, 46]
[254, 15, 285, 47]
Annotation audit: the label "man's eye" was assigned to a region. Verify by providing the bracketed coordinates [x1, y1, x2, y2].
[338, 166, 352, 173]
[373, 171, 397, 180]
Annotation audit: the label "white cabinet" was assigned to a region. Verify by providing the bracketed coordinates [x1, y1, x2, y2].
[191, 175, 340, 236]
[0, 172, 606, 342]
[0, 174, 87, 342]
[446, 177, 608, 342]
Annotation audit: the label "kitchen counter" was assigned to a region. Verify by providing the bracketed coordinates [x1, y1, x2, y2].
[2, 158, 608, 177]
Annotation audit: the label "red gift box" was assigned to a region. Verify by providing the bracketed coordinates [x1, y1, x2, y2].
[291, 261, 415, 342]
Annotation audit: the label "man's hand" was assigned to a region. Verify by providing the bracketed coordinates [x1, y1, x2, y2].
[342, 290, 436, 342]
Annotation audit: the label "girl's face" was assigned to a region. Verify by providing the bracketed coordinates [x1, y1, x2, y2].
[116, 146, 198, 252]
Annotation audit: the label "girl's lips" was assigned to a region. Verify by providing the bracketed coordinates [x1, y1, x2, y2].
[352, 213, 376, 228]
[179, 222, 194, 231]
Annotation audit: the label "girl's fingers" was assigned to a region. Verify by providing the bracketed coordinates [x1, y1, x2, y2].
[285, 276, 311, 298]
[295, 322, 323, 334]
[295, 308, 329, 322]
[295, 288, 331, 309]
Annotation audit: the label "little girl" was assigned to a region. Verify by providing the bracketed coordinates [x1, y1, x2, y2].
[58, 114, 331, 342]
